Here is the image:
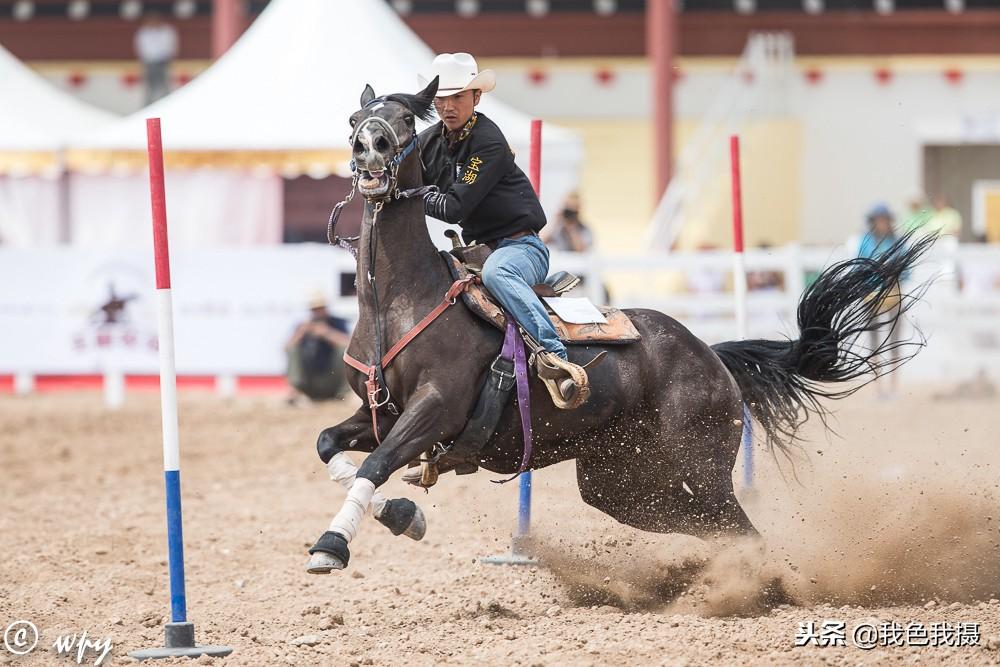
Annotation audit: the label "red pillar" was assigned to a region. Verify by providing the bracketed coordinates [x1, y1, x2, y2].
[646, 0, 676, 203]
[212, 0, 245, 59]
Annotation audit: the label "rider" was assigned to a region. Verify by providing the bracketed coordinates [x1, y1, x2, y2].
[417, 52, 588, 409]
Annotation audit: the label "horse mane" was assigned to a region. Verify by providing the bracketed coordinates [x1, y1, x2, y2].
[384, 92, 435, 122]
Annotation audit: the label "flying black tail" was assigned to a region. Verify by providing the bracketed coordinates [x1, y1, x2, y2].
[712, 232, 935, 457]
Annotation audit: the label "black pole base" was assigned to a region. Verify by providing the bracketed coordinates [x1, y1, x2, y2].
[128, 622, 233, 661]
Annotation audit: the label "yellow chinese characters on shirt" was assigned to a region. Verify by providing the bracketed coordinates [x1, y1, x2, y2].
[462, 156, 484, 185]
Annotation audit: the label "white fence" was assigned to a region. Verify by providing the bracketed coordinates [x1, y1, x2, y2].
[1, 239, 997, 392]
[551, 237, 998, 382]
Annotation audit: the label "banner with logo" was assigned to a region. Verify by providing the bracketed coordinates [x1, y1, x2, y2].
[0, 246, 358, 375]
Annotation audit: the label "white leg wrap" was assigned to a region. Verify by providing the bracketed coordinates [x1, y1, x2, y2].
[327, 452, 388, 518]
[327, 478, 376, 543]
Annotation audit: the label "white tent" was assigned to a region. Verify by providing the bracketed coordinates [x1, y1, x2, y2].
[0, 42, 115, 245]
[69, 0, 583, 247]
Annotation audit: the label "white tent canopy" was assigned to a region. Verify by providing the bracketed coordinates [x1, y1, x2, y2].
[0, 42, 114, 154]
[68, 0, 581, 248]
[0, 42, 115, 246]
[72, 0, 580, 156]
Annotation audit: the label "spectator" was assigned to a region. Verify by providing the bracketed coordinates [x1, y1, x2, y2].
[542, 191, 594, 253]
[134, 12, 178, 106]
[926, 195, 962, 237]
[285, 293, 351, 403]
[859, 203, 898, 260]
[900, 196, 932, 236]
[858, 203, 903, 399]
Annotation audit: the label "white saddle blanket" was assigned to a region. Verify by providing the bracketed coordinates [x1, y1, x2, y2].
[542, 297, 608, 325]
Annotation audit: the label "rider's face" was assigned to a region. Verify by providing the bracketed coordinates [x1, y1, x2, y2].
[434, 90, 480, 132]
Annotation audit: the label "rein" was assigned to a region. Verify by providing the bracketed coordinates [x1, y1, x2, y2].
[326, 109, 450, 443]
[343, 274, 476, 445]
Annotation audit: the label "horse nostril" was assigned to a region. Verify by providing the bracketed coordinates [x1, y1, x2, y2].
[375, 137, 390, 152]
[353, 139, 364, 154]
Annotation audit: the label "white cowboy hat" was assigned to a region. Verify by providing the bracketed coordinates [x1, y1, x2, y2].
[417, 52, 495, 97]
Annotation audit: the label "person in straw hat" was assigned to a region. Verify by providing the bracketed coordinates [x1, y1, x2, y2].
[418, 53, 589, 409]
[285, 292, 351, 404]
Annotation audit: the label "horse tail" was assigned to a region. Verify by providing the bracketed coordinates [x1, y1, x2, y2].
[711, 232, 935, 458]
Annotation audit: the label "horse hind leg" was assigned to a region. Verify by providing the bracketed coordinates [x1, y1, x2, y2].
[576, 450, 756, 539]
[575, 403, 758, 539]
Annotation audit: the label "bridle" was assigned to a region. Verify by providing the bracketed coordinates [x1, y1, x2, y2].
[326, 99, 437, 251]
[348, 113, 418, 200]
[326, 98, 460, 440]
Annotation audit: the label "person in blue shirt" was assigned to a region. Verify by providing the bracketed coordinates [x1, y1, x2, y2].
[858, 203, 902, 398]
[859, 203, 897, 260]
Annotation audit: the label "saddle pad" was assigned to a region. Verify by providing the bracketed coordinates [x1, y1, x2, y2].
[441, 251, 641, 345]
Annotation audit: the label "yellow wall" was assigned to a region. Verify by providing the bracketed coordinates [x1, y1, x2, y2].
[489, 55, 1000, 253]
[673, 118, 802, 251]
[552, 117, 802, 254]
[553, 119, 656, 254]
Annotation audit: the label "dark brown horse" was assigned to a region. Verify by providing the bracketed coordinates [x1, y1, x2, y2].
[305, 79, 931, 573]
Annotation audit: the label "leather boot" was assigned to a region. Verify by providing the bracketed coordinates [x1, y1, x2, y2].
[535, 351, 590, 409]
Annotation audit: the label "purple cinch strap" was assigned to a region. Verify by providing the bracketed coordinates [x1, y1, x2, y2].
[493, 316, 533, 484]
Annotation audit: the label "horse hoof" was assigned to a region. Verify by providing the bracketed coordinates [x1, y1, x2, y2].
[306, 531, 350, 574]
[376, 498, 426, 541]
[306, 551, 345, 574]
[403, 505, 427, 541]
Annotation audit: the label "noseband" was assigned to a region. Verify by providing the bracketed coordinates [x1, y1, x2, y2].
[327, 102, 437, 249]
[348, 113, 418, 196]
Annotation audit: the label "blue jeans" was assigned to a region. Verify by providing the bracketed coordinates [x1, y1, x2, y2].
[481, 234, 567, 359]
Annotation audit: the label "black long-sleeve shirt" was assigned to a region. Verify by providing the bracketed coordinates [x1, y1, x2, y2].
[419, 112, 546, 245]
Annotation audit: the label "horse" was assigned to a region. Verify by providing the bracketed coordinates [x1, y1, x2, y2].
[305, 77, 933, 574]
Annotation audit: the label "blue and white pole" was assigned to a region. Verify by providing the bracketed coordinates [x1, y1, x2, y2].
[481, 120, 543, 567]
[129, 119, 232, 661]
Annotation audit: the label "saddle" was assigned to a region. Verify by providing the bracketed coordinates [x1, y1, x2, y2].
[440, 249, 641, 345]
[403, 244, 642, 490]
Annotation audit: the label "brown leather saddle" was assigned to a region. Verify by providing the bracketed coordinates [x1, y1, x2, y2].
[402, 245, 640, 489]
[440, 246, 641, 345]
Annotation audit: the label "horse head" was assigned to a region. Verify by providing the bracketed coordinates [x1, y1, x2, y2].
[349, 77, 438, 200]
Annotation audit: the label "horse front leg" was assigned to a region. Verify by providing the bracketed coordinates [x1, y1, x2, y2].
[307, 387, 452, 574]
[314, 409, 425, 557]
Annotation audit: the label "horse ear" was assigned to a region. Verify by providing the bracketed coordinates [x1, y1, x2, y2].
[415, 76, 439, 105]
[360, 84, 376, 107]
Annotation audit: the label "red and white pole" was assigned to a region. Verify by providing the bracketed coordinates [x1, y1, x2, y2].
[131, 119, 232, 659]
[730, 135, 748, 341]
[147, 116, 186, 623]
[730, 134, 754, 489]
[529, 119, 542, 195]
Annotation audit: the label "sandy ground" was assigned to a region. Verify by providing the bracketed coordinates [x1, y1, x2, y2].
[1, 385, 999, 666]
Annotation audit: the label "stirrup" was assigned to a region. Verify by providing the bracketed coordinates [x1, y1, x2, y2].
[419, 459, 439, 488]
[535, 352, 590, 410]
[400, 456, 439, 488]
